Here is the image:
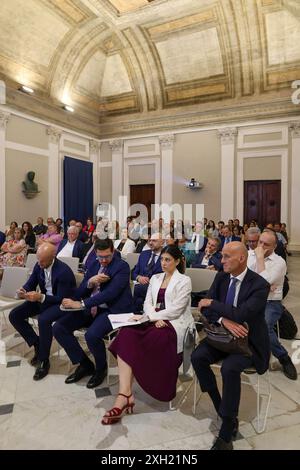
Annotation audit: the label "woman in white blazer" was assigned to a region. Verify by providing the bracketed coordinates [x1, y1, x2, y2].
[113, 228, 136, 258]
[102, 245, 193, 425]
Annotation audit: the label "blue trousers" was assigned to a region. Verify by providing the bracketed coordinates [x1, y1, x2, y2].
[264, 300, 288, 359]
[133, 283, 148, 312]
[191, 339, 253, 418]
[52, 309, 113, 371]
[9, 301, 63, 361]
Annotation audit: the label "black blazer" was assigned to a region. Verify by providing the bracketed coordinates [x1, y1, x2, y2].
[202, 269, 270, 374]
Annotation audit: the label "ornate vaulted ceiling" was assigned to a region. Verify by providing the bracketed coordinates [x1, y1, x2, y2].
[0, 0, 299, 137]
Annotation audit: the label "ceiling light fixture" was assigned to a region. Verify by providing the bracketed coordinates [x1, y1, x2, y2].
[63, 105, 74, 113]
[19, 85, 34, 94]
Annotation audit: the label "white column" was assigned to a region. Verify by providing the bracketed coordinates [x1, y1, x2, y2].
[89, 140, 100, 218]
[159, 134, 174, 206]
[0, 112, 10, 228]
[46, 126, 62, 219]
[109, 139, 123, 223]
[289, 121, 300, 251]
[218, 128, 237, 222]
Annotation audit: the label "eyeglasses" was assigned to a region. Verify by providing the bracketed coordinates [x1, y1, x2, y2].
[96, 254, 113, 261]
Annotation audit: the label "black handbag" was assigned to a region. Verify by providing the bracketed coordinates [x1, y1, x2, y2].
[199, 314, 253, 357]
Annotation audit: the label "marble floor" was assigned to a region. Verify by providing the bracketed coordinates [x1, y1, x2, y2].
[0, 257, 299, 450]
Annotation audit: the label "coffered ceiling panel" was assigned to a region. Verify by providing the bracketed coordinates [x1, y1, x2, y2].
[0, 0, 70, 69]
[0, 0, 299, 137]
[155, 28, 224, 84]
[266, 10, 300, 65]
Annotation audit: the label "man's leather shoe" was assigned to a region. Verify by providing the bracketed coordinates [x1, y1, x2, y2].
[33, 360, 50, 381]
[30, 345, 39, 366]
[210, 437, 233, 450]
[65, 363, 95, 384]
[279, 355, 298, 380]
[86, 367, 107, 389]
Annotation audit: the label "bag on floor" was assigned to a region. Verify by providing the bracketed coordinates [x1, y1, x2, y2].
[274, 307, 298, 340]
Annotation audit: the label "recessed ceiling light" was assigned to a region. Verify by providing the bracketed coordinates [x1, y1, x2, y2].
[19, 85, 34, 94]
[63, 105, 74, 113]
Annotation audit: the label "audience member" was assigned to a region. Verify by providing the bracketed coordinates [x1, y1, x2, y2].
[0, 227, 27, 267]
[57, 226, 84, 260]
[75, 221, 89, 243]
[192, 237, 222, 271]
[247, 230, 297, 380]
[5, 221, 18, 241]
[114, 228, 136, 257]
[9, 243, 76, 380]
[37, 223, 63, 252]
[33, 217, 47, 236]
[132, 232, 164, 311]
[220, 225, 241, 248]
[22, 221, 36, 251]
[52, 238, 133, 388]
[191, 242, 270, 450]
[102, 245, 193, 424]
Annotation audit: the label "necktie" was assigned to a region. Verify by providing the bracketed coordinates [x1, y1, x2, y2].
[90, 266, 106, 317]
[225, 237, 230, 244]
[225, 277, 238, 305]
[146, 252, 156, 275]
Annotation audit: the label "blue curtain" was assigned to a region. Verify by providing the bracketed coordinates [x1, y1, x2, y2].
[63, 156, 93, 227]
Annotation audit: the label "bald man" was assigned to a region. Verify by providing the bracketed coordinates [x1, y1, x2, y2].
[9, 243, 76, 381]
[191, 242, 270, 450]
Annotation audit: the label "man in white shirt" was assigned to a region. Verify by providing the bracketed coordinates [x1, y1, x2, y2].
[247, 230, 297, 380]
[57, 226, 84, 260]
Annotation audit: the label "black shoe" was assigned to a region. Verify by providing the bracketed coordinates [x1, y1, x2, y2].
[33, 360, 50, 381]
[232, 418, 239, 440]
[30, 344, 39, 366]
[65, 362, 95, 384]
[210, 437, 233, 450]
[86, 367, 107, 389]
[279, 355, 298, 380]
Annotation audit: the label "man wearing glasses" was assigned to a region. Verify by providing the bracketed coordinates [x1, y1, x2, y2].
[53, 238, 133, 388]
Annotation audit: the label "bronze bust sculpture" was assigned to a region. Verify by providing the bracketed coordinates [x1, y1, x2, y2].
[22, 171, 40, 199]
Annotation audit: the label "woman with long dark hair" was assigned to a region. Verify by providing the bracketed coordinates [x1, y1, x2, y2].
[102, 245, 193, 425]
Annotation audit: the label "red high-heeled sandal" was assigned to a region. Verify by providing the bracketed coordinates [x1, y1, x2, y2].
[101, 393, 135, 425]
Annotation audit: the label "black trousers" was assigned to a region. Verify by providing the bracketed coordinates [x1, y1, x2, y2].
[191, 339, 253, 418]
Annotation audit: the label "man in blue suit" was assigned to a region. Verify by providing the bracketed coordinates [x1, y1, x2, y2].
[192, 237, 223, 271]
[220, 226, 241, 248]
[53, 238, 133, 388]
[9, 243, 76, 381]
[191, 242, 270, 450]
[57, 226, 84, 261]
[131, 232, 164, 311]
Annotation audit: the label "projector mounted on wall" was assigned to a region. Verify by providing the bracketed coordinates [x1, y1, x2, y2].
[186, 178, 203, 189]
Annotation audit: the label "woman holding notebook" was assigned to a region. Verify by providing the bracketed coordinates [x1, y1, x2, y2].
[102, 245, 193, 425]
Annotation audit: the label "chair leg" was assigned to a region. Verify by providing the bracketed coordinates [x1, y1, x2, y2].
[169, 375, 194, 411]
[251, 371, 272, 434]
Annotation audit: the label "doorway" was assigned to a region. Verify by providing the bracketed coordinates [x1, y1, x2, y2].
[244, 180, 281, 227]
[130, 184, 155, 222]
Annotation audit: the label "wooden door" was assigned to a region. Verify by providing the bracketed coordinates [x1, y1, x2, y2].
[130, 184, 155, 222]
[244, 180, 281, 227]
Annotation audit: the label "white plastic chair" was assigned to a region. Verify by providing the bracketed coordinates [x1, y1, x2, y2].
[0, 267, 29, 348]
[25, 253, 38, 273]
[185, 268, 217, 292]
[58, 256, 79, 274]
[126, 253, 140, 271]
[193, 361, 272, 434]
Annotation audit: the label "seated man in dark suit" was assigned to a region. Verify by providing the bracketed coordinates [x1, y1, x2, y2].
[131, 232, 164, 311]
[220, 225, 241, 248]
[9, 243, 76, 380]
[57, 226, 84, 261]
[53, 238, 133, 388]
[191, 242, 270, 450]
[192, 237, 222, 271]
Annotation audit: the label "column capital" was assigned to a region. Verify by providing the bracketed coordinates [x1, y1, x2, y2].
[46, 126, 62, 144]
[109, 139, 123, 152]
[0, 112, 10, 129]
[159, 134, 175, 149]
[289, 121, 300, 138]
[89, 140, 100, 152]
[218, 127, 237, 144]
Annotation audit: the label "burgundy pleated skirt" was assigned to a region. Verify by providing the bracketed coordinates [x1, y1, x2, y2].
[109, 322, 182, 401]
